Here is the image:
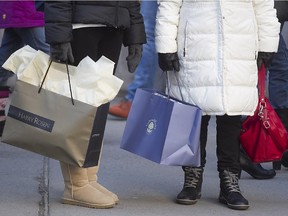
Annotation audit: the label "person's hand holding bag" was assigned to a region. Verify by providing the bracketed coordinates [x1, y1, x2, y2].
[158, 52, 180, 72]
[126, 44, 143, 73]
[50, 42, 74, 64]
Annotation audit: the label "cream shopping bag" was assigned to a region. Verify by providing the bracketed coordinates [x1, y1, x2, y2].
[1, 46, 123, 167]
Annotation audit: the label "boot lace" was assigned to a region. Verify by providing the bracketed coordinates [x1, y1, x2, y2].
[184, 167, 202, 188]
[222, 170, 240, 193]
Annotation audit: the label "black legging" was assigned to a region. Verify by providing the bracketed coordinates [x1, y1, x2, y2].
[71, 27, 124, 74]
[70, 27, 125, 133]
[200, 115, 241, 173]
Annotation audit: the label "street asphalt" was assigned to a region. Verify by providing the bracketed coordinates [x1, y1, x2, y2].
[1, 113, 288, 216]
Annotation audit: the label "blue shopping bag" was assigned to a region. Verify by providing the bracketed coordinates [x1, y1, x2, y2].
[120, 88, 202, 166]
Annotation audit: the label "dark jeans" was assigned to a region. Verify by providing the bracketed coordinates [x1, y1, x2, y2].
[0, 27, 49, 86]
[268, 34, 288, 109]
[126, 0, 158, 101]
[200, 115, 241, 173]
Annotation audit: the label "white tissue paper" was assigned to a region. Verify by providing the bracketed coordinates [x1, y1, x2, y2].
[2, 45, 123, 107]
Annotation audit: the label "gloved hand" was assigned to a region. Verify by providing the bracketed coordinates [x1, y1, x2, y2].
[257, 52, 275, 69]
[126, 44, 143, 73]
[50, 42, 74, 64]
[158, 52, 180, 72]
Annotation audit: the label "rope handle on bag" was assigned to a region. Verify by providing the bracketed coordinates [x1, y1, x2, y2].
[164, 70, 184, 101]
[38, 59, 75, 105]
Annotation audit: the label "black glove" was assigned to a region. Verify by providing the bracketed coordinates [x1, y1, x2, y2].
[257, 52, 275, 69]
[126, 44, 143, 73]
[158, 52, 180, 72]
[50, 42, 74, 64]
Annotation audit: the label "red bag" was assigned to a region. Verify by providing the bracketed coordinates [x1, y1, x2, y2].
[240, 64, 288, 163]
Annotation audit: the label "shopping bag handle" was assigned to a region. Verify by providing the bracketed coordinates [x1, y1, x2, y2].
[258, 64, 266, 101]
[164, 70, 184, 101]
[257, 64, 269, 127]
[38, 59, 75, 105]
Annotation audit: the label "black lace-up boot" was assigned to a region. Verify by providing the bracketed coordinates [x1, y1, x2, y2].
[219, 170, 249, 210]
[176, 166, 203, 205]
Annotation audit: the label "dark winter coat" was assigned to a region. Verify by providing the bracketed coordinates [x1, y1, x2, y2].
[274, 0, 288, 23]
[44, 1, 146, 46]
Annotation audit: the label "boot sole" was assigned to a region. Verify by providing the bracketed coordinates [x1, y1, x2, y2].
[218, 195, 249, 210]
[176, 194, 201, 205]
[176, 198, 198, 205]
[62, 198, 115, 209]
[248, 173, 275, 179]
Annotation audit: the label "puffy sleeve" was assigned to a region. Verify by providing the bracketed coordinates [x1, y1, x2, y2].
[253, 0, 280, 52]
[123, 0, 146, 46]
[155, 0, 182, 53]
[44, 1, 73, 44]
[274, 0, 288, 23]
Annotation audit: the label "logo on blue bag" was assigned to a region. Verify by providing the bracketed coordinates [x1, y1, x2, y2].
[8, 105, 55, 132]
[146, 119, 157, 135]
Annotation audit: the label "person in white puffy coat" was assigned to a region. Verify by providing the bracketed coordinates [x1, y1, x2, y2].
[155, 0, 280, 210]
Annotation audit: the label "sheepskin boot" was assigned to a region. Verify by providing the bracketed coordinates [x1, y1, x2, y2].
[87, 166, 119, 203]
[59, 162, 115, 208]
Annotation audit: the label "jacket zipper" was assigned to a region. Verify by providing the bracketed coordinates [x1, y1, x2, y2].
[183, 22, 188, 57]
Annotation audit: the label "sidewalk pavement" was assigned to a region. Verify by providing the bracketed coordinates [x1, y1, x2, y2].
[1, 115, 288, 216]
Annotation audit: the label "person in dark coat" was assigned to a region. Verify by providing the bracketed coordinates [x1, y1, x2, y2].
[44, 0, 146, 209]
[270, 0, 288, 170]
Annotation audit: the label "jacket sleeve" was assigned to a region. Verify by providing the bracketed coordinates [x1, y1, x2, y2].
[44, 1, 73, 44]
[274, 0, 288, 23]
[253, 0, 280, 52]
[123, 1, 146, 46]
[155, 0, 182, 53]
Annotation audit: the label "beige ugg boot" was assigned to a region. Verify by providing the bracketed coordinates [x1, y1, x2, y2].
[87, 166, 119, 203]
[59, 162, 115, 208]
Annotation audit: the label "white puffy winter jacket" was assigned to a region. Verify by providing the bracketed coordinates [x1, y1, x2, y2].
[155, 0, 280, 116]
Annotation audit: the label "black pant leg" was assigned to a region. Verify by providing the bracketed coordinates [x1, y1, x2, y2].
[200, 115, 210, 167]
[216, 114, 241, 173]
